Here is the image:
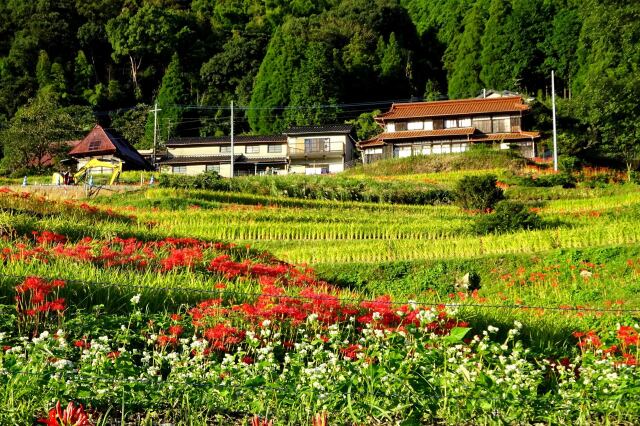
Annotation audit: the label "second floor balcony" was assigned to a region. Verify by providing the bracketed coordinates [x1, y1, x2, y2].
[289, 139, 344, 158]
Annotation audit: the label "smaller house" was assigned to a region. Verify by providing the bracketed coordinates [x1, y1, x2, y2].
[160, 135, 288, 177]
[68, 125, 152, 172]
[284, 125, 356, 175]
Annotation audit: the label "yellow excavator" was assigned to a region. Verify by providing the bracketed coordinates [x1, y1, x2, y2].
[52, 159, 123, 186]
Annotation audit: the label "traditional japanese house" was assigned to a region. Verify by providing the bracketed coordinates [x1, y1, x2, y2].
[68, 125, 151, 172]
[359, 96, 540, 164]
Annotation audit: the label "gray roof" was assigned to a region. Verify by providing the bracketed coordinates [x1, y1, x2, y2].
[167, 135, 285, 147]
[284, 125, 354, 136]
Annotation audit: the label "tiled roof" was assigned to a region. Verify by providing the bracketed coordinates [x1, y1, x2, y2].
[470, 131, 540, 142]
[69, 128, 117, 156]
[69, 125, 151, 170]
[376, 96, 529, 121]
[167, 135, 285, 147]
[378, 128, 476, 140]
[358, 138, 385, 148]
[159, 155, 288, 165]
[359, 128, 540, 148]
[284, 125, 353, 135]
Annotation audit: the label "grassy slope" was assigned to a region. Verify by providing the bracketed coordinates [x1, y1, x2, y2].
[345, 148, 527, 179]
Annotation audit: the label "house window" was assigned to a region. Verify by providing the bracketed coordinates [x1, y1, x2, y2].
[492, 116, 511, 133]
[407, 121, 423, 130]
[88, 140, 101, 151]
[220, 145, 231, 153]
[245, 145, 260, 154]
[386, 123, 396, 132]
[304, 138, 331, 153]
[444, 119, 458, 129]
[394, 122, 408, 131]
[172, 165, 187, 174]
[459, 118, 472, 127]
[472, 117, 492, 133]
[268, 144, 282, 153]
[424, 121, 434, 130]
[206, 164, 220, 173]
[393, 146, 412, 158]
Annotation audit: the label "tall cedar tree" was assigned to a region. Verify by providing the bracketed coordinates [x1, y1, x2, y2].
[479, 0, 513, 90]
[446, 3, 486, 98]
[144, 53, 189, 149]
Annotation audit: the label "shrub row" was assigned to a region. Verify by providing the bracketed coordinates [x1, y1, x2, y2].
[157, 172, 454, 205]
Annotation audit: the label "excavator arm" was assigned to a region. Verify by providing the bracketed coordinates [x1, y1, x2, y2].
[73, 159, 123, 185]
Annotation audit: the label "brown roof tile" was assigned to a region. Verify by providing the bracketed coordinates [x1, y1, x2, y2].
[470, 132, 540, 142]
[377, 128, 476, 140]
[376, 96, 529, 121]
[69, 126, 117, 155]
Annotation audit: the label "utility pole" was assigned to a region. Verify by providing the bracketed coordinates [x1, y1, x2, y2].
[551, 71, 558, 172]
[230, 100, 234, 178]
[151, 103, 161, 170]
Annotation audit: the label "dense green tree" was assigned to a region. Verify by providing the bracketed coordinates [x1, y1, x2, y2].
[144, 53, 189, 148]
[574, 0, 640, 176]
[284, 42, 340, 127]
[110, 104, 150, 148]
[347, 110, 382, 141]
[106, 4, 189, 98]
[248, 19, 307, 133]
[479, 0, 513, 90]
[0, 95, 78, 172]
[445, 3, 485, 98]
[541, 2, 581, 96]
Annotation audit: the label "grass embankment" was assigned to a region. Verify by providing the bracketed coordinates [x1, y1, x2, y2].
[345, 149, 527, 178]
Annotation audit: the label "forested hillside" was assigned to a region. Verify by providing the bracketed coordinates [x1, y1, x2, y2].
[0, 0, 638, 173]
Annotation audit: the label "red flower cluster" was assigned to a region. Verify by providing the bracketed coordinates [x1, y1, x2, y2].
[574, 326, 639, 366]
[38, 401, 93, 426]
[15, 276, 65, 318]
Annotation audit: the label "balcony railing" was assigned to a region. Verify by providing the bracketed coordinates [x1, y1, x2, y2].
[288, 141, 344, 156]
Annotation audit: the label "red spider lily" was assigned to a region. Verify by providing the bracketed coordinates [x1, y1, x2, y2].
[203, 324, 245, 350]
[32, 231, 67, 245]
[15, 277, 66, 335]
[341, 344, 364, 360]
[617, 326, 639, 347]
[250, 415, 273, 426]
[38, 401, 93, 426]
[160, 247, 204, 271]
[168, 325, 184, 336]
[312, 412, 328, 426]
[575, 330, 602, 349]
[157, 334, 178, 347]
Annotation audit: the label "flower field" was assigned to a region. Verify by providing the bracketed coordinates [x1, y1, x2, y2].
[1, 180, 640, 425]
